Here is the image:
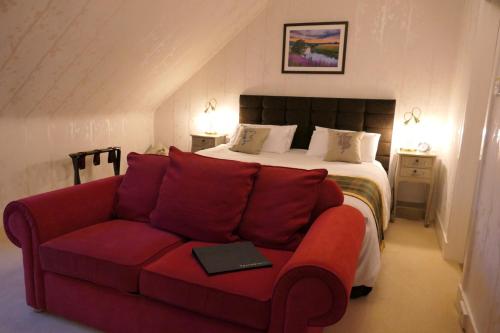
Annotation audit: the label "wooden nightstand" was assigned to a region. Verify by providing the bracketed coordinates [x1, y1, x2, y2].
[393, 150, 437, 227]
[190, 133, 226, 152]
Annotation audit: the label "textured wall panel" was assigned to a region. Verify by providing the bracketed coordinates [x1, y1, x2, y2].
[462, 68, 500, 333]
[154, 0, 465, 165]
[0, 0, 268, 217]
[0, 113, 153, 214]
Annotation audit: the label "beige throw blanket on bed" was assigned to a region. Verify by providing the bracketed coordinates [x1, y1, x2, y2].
[327, 175, 385, 244]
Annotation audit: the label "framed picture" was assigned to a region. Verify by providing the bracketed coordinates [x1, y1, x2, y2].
[281, 21, 348, 74]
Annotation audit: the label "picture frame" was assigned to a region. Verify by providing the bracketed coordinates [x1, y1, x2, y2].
[281, 21, 348, 74]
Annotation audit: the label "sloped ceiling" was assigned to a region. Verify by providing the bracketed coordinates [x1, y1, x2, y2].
[0, 0, 268, 118]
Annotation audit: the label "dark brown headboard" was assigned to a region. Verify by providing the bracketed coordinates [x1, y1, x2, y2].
[239, 95, 396, 171]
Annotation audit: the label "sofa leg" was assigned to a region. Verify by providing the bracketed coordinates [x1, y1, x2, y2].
[32, 308, 44, 313]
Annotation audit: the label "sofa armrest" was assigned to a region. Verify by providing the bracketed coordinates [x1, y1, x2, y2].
[3, 176, 123, 309]
[4, 176, 123, 246]
[269, 205, 365, 333]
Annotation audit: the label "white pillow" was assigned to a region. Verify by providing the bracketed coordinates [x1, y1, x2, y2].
[306, 130, 329, 157]
[361, 132, 382, 162]
[229, 124, 297, 154]
[310, 126, 381, 162]
[228, 126, 242, 145]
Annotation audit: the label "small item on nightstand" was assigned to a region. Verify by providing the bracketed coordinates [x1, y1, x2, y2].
[417, 142, 431, 153]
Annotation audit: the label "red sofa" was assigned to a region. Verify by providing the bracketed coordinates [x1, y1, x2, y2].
[3, 148, 365, 333]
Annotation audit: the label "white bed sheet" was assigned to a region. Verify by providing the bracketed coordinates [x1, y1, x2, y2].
[197, 144, 392, 287]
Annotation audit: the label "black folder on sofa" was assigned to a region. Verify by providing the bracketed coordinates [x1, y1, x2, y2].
[192, 241, 272, 276]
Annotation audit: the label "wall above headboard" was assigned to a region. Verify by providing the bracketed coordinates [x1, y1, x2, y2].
[240, 95, 396, 171]
[155, 0, 462, 157]
[153, 0, 464, 218]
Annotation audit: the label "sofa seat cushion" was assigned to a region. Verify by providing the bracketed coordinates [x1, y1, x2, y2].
[140, 241, 293, 330]
[40, 220, 183, 292]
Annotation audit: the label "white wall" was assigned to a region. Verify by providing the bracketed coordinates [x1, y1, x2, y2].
[154, 0, 465, 211]
[0, 0, 267, 119]
[0, 113, 153, 214]
[434, 0, 478, 245]
[462, 91, 500, 333]
[459, 22, 500, 333]
[0, 0, 268, 234]
[435, 0, 500, 263]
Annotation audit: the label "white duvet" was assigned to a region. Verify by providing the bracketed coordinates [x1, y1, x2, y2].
[197, 145, 391, 287]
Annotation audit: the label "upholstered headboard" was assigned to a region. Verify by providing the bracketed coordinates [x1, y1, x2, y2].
[239, 95, 396, 171]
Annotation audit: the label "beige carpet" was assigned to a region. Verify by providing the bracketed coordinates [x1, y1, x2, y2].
[328, 219, 462, 333]
[0, 219, 461, 333]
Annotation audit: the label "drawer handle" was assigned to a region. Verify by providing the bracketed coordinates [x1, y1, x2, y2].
[413, 170, 417, 174]
[415, 159, 419, 163]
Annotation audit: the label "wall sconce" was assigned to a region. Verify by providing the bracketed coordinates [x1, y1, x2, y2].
[204, 98, 217, 135]
[400, 107, 432, 153]
[403, 107, 421, 125]
[401, 107, 422, 152]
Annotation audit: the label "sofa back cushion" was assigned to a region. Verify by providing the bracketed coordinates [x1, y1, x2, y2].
[150, 147, 260, 243]
[238, 166, 328, 250]
[115, 153, 170, 222]
[310, 179, 344, 222]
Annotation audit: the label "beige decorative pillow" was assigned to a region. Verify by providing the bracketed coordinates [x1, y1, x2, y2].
[323, 130, 364, 163]
[230, 127, 270, 154]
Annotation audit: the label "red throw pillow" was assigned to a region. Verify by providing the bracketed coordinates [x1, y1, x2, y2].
[238, 166, 328, 250]
[150, 147, 260, 243]
[310, 179, 344, 222]
[115, 153, 170, 222]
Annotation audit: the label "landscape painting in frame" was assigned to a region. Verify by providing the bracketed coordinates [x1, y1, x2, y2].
[282, 22, 348, 74]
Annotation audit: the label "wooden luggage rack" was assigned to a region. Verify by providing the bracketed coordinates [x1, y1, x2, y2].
[69, 147, 121, 185]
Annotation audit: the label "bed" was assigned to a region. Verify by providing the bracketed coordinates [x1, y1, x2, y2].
[198, 95, 396, 295]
